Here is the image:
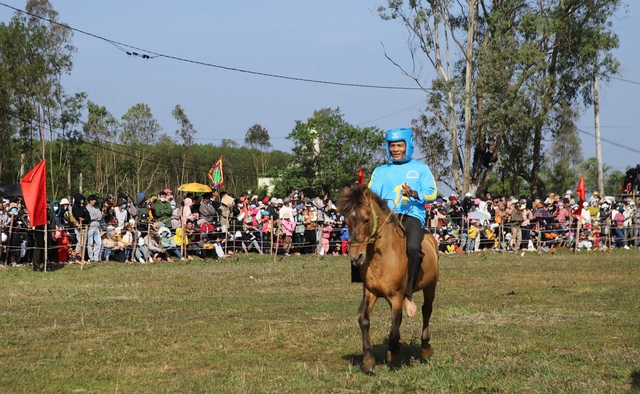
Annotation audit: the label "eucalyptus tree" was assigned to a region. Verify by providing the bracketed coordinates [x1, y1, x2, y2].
[379, 0, 622, 196]
[83, 100, 122, 194]
[120, 103, 162, 194]
[172, 104, 197, 185]
[244, 123, 272, 182]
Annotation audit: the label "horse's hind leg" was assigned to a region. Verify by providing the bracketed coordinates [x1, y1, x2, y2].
[358, 289, 377, 373]
[386, 295, 404, 364]
[420, 282, 437, 360]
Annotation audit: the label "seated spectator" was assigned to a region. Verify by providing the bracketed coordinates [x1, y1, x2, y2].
[101, 226, 124, 262]
[198, 230, 228, 261]
[158, 227, 184, 261]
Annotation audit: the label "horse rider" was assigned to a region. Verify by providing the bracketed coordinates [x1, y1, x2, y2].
[369, 128, 437, 317]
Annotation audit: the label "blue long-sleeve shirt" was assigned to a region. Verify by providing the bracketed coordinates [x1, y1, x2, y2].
[368, 159, 437, 226]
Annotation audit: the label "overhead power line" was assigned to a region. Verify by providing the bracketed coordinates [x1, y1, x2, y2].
[576, 127, 640, 154]
[357, 101, 424, 126]
[0, 2, 425, 91]
[609, 76, 640, 86]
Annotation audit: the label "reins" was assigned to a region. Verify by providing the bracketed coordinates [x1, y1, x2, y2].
[349, 199, 400, 247]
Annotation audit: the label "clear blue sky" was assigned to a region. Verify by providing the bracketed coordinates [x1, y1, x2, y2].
[1, 1, 638, 175]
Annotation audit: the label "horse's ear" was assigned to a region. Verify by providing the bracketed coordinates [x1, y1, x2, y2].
[363, 187, 371, 200]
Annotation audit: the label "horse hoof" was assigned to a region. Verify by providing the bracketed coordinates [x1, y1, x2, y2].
[386, 350, 398, 364]
[420, 345, 434, 360]
[362, 356, 376, 373]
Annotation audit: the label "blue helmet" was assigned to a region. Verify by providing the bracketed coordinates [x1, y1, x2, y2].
[385, 128, 414, 164]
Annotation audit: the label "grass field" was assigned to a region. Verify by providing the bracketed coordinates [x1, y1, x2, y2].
[1, 250, 639, 393]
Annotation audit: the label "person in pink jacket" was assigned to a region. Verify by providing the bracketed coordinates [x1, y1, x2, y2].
[321, 221, 332, 255]
[182, 197, 194, 225]
[280, 212, 295, 256]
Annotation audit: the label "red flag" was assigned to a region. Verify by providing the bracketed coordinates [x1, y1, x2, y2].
[20, 159, 48, 227]
[573, 174, 586, 217]
[358, 166, 365, 185]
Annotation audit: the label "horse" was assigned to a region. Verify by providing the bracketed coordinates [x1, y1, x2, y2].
[337, 184, 439, 373]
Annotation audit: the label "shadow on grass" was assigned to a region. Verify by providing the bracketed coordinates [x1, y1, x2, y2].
[631, 370, 640, 391]
[342, 338, 426, 372]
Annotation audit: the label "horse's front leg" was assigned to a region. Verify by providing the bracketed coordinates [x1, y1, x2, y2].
[358, 289, 377, 373]
[386, 294, 404, 364]
[420, 282, 437, 360]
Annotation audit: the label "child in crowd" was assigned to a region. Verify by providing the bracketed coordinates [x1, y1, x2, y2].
[321, 221, 332, 255]
[159, 227, 184, 261]
[340, 222, 350, 255]
[467, 220, 479, 252]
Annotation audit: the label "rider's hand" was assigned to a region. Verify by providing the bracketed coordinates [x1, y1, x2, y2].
[401, 183, 417, 198]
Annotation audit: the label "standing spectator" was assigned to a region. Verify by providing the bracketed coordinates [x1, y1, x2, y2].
[303, 203, 317, 254]
[154, 190, 173, 229]
[113, 197, 129, 228]
[448, 196, 464, 228]
[340, 222, 350, 255]
[181, 197, 195, 225]
[611, 206, 630, 250]
[199, 193, 217, 225]
[280, 212, 295, 256]
[521, 204, 534, 250]
[321, 221, 332, 255]
[293, 205, 306, 255]
[170, 199, 182, 230]
[85, 195, 103, 262]
[467, 220, 479, 252]
[259, 210, 271, 253]
[510, 203, 524, 251]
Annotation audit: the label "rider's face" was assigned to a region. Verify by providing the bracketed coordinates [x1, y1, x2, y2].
[389, 141, 406, 161]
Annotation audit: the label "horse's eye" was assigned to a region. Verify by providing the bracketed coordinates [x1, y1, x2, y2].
[363, 218, 370, 224]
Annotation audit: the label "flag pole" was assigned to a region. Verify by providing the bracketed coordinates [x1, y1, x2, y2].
[44, 223, 48, 272]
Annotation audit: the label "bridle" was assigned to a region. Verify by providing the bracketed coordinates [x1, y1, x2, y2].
[349, 199, 397, 247]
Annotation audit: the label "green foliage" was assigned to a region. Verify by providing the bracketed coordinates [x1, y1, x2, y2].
[275, 108, 385, 198]
[172, 104, 196, 147]
[244, 123, 272, 151]
[379, 0, 623, 197]
[604, 169, 625, 196]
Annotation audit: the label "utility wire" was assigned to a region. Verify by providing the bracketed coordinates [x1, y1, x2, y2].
[0, 2, 425, 91]
[357, 101, 424, 126]
[576, 127, 640, 154]
[609, 76, 640, 86]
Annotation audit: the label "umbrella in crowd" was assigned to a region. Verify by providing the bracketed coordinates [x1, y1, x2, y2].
[533, 208, 553, 219]
[177, 182, 211, 193]
[0, 184, 22, 196]
[468, 210, 491, 221]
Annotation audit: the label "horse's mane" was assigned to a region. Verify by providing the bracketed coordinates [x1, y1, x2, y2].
[338, 184, 398, 225]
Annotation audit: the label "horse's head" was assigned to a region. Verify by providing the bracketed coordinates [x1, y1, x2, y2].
[337, 184, 380, 266]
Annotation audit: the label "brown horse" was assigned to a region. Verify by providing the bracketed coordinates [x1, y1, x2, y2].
[338, 184, 439, 373]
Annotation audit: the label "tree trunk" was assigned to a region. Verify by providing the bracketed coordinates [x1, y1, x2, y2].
[593, 75, 604, 196]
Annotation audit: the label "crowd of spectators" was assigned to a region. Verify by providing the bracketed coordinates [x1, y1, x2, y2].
[429, 189, 639, 254]
[0, 188, 350, 270]
[1, 183, 638, 271]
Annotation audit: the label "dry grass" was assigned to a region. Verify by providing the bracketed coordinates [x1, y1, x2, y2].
[0, 250, 638, 393]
